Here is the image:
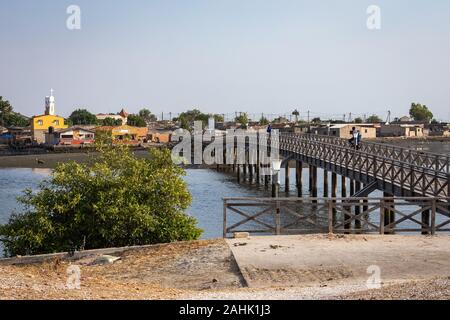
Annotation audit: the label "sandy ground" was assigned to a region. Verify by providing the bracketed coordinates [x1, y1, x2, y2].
[0, 239, 244, 300]
[1, 235, 449, 300]
[226, 234, 450, 289]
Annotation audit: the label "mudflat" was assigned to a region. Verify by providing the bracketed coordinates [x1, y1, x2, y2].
[0, 150, 154, 169]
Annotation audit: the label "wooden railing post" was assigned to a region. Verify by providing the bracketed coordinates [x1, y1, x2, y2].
[379, 199, 385, 235]
[328, 200, 334, 234]
[223, 199, 227, 238]
[431, 198, 436, 235]
[275, 201, 281, 235]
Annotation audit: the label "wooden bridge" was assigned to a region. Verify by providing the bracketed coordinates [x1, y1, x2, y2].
[212, 132, 449, 234]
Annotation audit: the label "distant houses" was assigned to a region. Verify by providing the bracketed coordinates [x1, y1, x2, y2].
[2, 91, 450, 150]
[45, 127, 96, 146]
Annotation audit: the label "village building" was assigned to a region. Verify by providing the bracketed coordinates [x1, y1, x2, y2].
[314, 124, 377, 139]
[378, 123, 426, 137]
[95, 124, 148, 144]
[148, 129, 173, 143]
[426, 123, 450, 137]
[45, 127, 96, 146]
[96, 109, 129, 125]
[31, 90, 68, 143]
[5, 126, 32, 145]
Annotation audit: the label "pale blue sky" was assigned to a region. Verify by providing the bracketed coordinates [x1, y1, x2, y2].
[1, 0, 449, 121]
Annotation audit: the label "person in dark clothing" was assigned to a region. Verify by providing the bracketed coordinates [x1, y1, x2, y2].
[348, 127, 357, 147]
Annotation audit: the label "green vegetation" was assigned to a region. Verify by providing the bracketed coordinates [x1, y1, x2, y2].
[0, 143, 202, 257]
[366, 115, 382, 123]
[0, 96, 30, 127]
[259, 116, 270, 126]
[354, 117, 363, 124]
[173, 109, 223, 130]
[100, 117, 123, 126]
[235, 113, 249, 128]
[409, 103, 433, 122]
[127, 114, 147, 127]
[138, 108, 157, 123]
[68, 109, 98, 125]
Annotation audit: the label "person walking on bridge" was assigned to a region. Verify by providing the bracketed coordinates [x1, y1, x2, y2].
[356, 130, 362, 150]
[349, 127, 358, 149]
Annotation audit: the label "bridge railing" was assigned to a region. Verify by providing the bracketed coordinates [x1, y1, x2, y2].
[277, 134, 449, 198]
[280, 133, 450, 174]
[223, 197, 450, 237]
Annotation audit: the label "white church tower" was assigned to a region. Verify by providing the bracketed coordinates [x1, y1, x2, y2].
[45, 88, 56, 116]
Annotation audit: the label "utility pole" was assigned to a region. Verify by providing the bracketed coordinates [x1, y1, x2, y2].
[169, 112, 172, 121]
[348, 112, 352, 123]
[343, 114, 346, 123]
[307, 110, 310, 124]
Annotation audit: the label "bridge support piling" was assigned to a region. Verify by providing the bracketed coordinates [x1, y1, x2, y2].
[243, 161, 247, 179]
[264, 167, 270, 187]
[331, 173, 337, 225]
[255, 163, 260, 184]
[323, 170, 329, 197]
[285, 162, 290, 193]
[311, 166, 317, 198]
[237, 165, 241, 183]
[296, 161, 303, 197]
[249, 164, 254, 183]
[350, 179, 355, 196]
[311, 166, 318, 209]
[341, 176, 346, 197]
[309, 166, 313, 192]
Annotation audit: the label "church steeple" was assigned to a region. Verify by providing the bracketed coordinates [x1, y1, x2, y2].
[45, 88, 56, 116]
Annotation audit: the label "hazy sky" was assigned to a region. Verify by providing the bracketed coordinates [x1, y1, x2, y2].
[1, 0, 449, 121]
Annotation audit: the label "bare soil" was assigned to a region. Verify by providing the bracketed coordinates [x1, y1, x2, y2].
[0, 239, 245, 300]
[1, 235, 449, 300]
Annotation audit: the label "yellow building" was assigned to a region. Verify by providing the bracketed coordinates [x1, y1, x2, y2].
[31, 89, 68, 143]
[95, 125, 148, 144]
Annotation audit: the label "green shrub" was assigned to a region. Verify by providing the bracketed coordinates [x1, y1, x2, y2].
[0, 144, 202, 257]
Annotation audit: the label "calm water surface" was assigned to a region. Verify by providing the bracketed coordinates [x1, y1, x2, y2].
[0, 168, 329, 240]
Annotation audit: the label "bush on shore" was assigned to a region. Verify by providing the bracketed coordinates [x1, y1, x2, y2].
[0, 143, 202, 257]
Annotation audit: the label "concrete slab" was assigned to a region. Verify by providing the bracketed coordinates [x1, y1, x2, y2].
[226, 234, 450, 288]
